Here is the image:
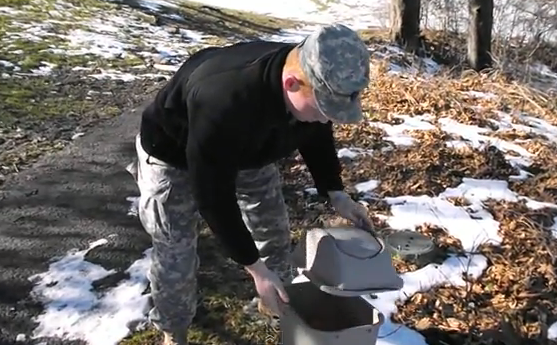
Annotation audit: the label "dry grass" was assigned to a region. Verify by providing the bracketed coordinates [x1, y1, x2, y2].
[361, 60, 556, 124]
[330, 51, 557, 201]
[360, 27, 557, 78]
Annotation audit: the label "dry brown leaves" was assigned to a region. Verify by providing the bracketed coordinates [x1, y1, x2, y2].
[510, 142, 557, 204]
[362, 61, 557, 127]
[338, 131, 517, 197]
[392, 201, 557, 344]
[490, 129, 547, 142]
[418, 224, 465, 256]
[334, 123, 388, 150]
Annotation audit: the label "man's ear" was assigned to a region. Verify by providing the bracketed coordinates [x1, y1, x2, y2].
[283, 74, 300, 92]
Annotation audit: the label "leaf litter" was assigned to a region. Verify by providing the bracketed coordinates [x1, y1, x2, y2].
[392, 201, 557, 344]
[313, 60, 557, 344]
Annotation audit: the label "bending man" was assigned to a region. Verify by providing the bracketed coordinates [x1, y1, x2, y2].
[128, 23, 373, 345]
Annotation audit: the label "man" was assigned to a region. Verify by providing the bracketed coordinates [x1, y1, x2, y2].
[128, 23, 374, 345]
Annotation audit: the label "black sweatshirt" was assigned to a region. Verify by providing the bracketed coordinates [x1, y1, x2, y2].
[139, 40, 344, 266]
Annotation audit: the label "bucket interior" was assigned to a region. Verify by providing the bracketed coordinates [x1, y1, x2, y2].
[284, 282, 378, 332]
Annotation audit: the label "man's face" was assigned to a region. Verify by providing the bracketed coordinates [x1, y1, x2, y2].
[283, 74, 331, 123]
[291, 92, 330, 123]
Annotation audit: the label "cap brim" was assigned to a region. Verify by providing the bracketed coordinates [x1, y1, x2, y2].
[314, 87, 364, 124]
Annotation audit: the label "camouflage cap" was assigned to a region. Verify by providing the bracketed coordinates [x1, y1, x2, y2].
[298, 23, 370, 124]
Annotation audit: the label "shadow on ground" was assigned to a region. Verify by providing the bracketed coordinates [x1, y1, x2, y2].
[0, 139, 150, 343]
[418, 321, 557, 345]
[106, 0, 298, 40]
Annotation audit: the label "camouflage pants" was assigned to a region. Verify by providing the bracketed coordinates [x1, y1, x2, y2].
[128, 134, 292, 335]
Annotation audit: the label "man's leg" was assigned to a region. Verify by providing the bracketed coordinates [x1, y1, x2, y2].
[133, 134, 202, 343]
[236, 163, 292, 280]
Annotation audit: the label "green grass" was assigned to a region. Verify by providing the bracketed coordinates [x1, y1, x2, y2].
[0, 0, 312, 132]
[3, 38, 89, 70]
[0, 0, 109, 70]
[307, 0, 339, 11]
[0, 76, 122, 125]
[0, 0, 32, 6]
[0, 0, 139, 125]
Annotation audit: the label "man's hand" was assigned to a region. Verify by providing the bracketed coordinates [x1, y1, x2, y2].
[245, 259, 289, 317]
[328, 191, 374, 230]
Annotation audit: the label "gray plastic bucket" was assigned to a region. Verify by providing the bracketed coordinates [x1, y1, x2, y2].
[279, 281, 384, 345]
[290, 227, 403, 296]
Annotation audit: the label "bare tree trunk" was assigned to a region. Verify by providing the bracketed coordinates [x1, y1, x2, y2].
[390, 0, 421, 52]
[467, 0, 494, 71]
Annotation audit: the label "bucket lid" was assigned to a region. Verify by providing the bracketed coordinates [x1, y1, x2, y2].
[290, 227, 404, 297]
[385, 230, 434, 256]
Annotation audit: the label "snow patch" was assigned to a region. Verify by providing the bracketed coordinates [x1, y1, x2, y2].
[549, 321, 557, 340]
[370, 114, 436, 146]
[337, 147, 374, 159]
[29, 239, 152, 345]
[355, 180, 380, 193]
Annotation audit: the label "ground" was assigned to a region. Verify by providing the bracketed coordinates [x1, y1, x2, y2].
[0, 0, 301, 184]
[1, 0, 557, 345]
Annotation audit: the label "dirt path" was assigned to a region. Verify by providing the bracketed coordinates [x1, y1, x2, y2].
[0, 98, 152, 344]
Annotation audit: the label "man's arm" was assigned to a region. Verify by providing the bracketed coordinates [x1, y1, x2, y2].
[297, 121, 345, 198]
[185, 92, 260, 267]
